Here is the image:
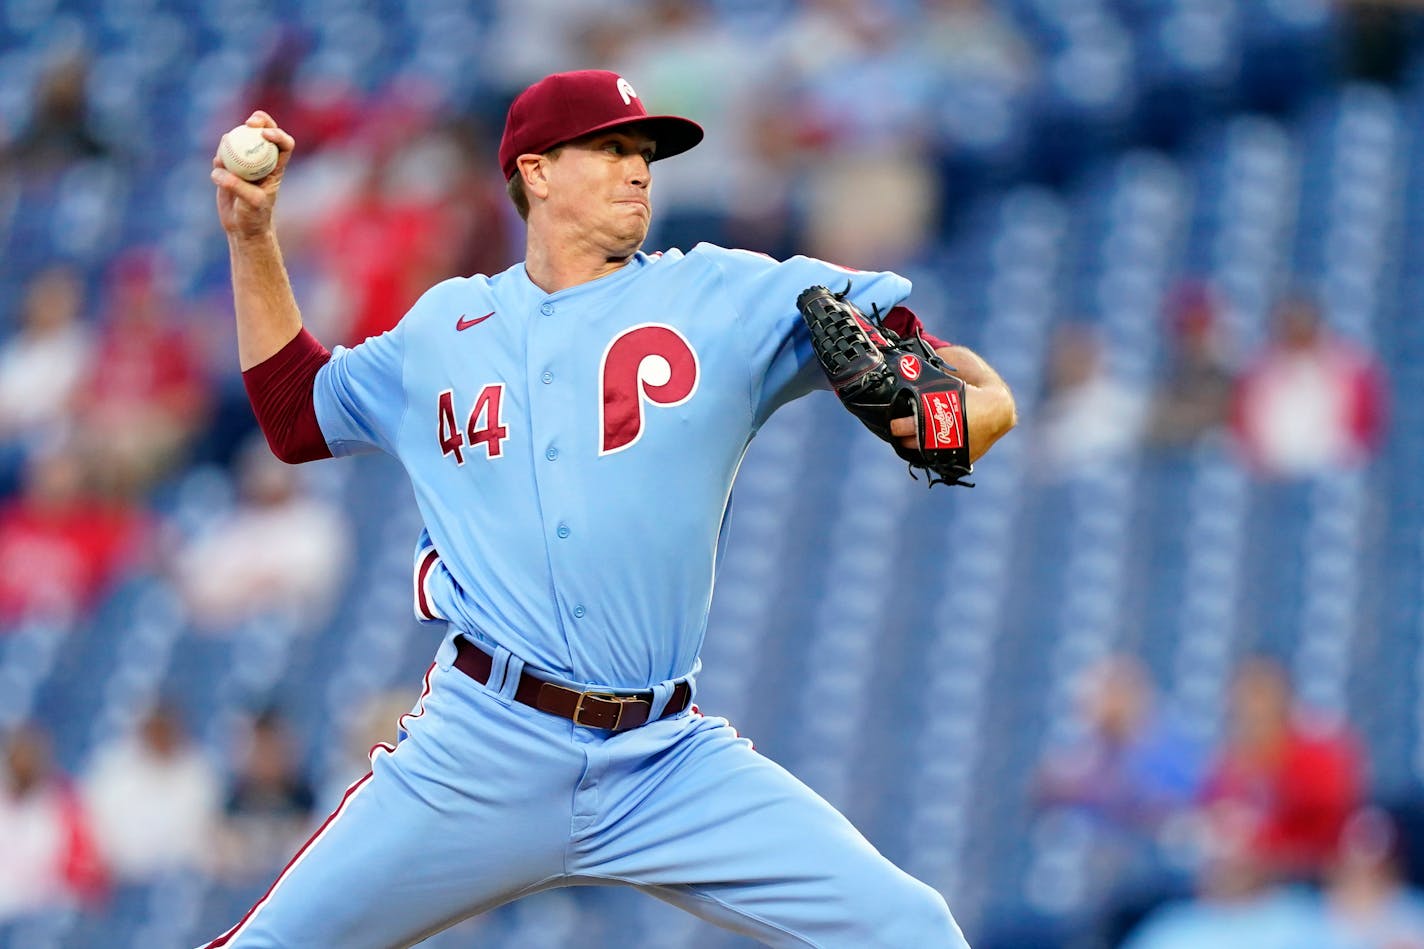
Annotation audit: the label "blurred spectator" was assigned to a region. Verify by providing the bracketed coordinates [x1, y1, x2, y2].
[1199, 657, 1366, 883]
[1033, 323, 1147, 476]
[0, 445, 152, 627]
[436, 117, 519, 280]
[1, 51, 111, 177]
[1035, 656, 1206, 943]
[1120, 839, 1319, 949]
[0, 724, 106, 922]
[238, 29, 361, 157]
[216, 709, 316, 883]
[311, 110, 477, 345]
[1231, 293, 1387, 478]
[802, 150, 940, 269]
[919, 0, 1035, 188]
[485, 0, 629, 90]
[921, 0, 1033, 88]
[1145, 282, 1236, 449]
[0, 266, 93, 492]
[782, 0, 932, 148]
[781, 1, 942, 265]
[1126, 805, 1424, 949]
[81, 703, 222, 883]
[173, 434, 350, 633]
[80, 250, 212, 497]
[705, 76, 809, 258]
[1037, 656, 1206, 841]
[1317, 807, 1424, 949]
[613, 0, 779, 252]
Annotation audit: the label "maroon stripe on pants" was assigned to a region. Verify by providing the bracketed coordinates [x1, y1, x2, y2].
[201, 768, 376, 947]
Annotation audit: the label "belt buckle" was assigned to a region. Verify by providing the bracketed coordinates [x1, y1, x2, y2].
[573, 691, 638, 730]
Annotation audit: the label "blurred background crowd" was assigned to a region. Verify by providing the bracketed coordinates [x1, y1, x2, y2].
[0, 0, 1421, 946]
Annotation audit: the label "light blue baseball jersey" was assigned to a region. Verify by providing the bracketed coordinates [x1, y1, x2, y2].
[312, 243, 911, 689]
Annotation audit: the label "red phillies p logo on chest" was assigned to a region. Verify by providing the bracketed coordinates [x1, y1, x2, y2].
[920, 390, 964, 450]
[600, 324, 700, 454]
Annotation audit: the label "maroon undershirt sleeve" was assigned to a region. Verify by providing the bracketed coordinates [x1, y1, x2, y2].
[882, 305, 950, 351]
[241, 327, 334, 464]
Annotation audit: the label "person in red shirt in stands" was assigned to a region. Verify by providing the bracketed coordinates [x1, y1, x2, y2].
[312, 95, 512, 347]
[1232, 292, 1387, 478]
[0, 445, 151, 627]
[1199, 656, 1366, 882]
[81, 249, 210, 497]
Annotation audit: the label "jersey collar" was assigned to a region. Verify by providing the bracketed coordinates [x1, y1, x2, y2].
[518, 251, 652, 302]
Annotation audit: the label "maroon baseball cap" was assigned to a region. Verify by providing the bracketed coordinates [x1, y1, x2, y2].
[498, 70, 704, 181]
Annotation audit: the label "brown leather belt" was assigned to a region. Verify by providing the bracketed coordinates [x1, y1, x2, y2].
[452, 636, 692, 732]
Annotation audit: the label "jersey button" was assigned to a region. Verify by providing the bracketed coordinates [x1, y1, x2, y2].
[557, 524, 570, 538]
[546, 447, 559, 461]
[573, 605, 586, 618]
[541, 371, 554, 384]
[540, 303, 554, 316]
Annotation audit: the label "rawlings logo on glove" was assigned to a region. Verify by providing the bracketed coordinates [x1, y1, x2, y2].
[797, 284, 973, 488]
[921, 390, 964, 450]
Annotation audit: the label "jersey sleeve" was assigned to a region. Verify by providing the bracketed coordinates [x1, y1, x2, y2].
[312, 322, 407, 457]
[703, 245, 913, 428]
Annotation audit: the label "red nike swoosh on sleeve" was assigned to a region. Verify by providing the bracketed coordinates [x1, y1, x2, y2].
[456, 312, 495, 331]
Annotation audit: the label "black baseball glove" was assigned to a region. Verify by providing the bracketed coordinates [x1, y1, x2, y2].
[797, 284, 973, 488]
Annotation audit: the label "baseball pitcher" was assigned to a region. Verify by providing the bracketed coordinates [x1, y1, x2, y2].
[204, 70, 1016, 948]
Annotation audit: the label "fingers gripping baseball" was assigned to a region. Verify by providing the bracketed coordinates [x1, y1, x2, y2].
[212, 111, 295, 240]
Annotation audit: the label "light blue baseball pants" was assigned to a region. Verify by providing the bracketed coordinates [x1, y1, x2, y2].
[200, 640, 968, 948]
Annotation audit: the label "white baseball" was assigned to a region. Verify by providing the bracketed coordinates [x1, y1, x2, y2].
[220, 124, 279, 181]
